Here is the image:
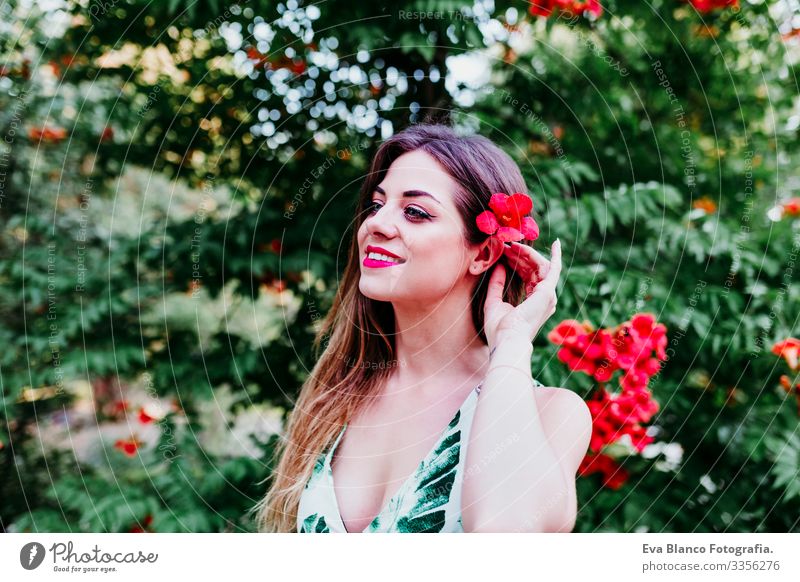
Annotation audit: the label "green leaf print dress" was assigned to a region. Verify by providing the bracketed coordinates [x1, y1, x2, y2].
[297, 378, 545, 533]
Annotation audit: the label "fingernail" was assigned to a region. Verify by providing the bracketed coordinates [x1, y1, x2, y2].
[556, 238, 561, 248]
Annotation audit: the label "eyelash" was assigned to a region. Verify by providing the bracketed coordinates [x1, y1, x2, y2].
[363, 200, 432, 221]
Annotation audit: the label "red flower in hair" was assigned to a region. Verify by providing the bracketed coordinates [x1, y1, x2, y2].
[476, 192, 540, 243]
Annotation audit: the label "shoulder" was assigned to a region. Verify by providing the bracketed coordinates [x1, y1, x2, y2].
[534, 386, 592, 472]
[533, 386, 592, 532]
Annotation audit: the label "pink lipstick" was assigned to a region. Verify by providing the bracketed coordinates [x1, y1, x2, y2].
[364, 245, 406, 268]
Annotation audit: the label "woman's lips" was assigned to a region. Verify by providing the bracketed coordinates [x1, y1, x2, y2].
[363, 256, 404, 268]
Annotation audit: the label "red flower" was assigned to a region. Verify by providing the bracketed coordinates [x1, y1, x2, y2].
[246, 47, 269, 68]
[476, 192, 539, 243]
[29, 126, 67, 143]
[114, 436, 143, 457]
[570, 0, 602, 16]
[623, 422, 656, 452]
[129, 514, 153, 533]
[687, 0, 738, 12]
[547, 319, 592, 345]
[782, 198, 800, 217]
[138, 408, 155, 424]
[693, 196, 718, 214]
[100, 126, 114, 143]
[555, 327, 617, 382]
[578, 453, 629, 489]
[780, 375, 800, 395]
[289, 60, 307, 75]
[772, 338, 800, 371]
[613, 387, 660, 426]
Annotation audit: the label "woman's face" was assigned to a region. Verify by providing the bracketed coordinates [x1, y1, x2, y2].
[357, 149, 478, 304]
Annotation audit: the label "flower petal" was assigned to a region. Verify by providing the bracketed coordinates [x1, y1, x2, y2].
[496, 226, 524, 242]
[520, 216, 540, 241]
[508, 193, 533, 216]
[488, 193, 510, 216]
[476, 210, 499, 234]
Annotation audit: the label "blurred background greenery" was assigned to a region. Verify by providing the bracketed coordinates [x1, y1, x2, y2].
[0, 0, 798, 532]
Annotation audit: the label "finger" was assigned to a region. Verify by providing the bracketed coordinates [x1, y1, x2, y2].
[548, 239, 563, 286]
[537, 240, 562, 293]
[502, 252, 537, 281]
[504, 244, 549, 285]
[505, 242, 550, 277]
[485, 262, 507, 310]
[518, 241, 562, 319]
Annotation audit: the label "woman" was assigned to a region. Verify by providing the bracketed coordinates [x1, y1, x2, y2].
[255, 122, 591, 533]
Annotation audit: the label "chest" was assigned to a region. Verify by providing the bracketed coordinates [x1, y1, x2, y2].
[329, 392, 470, 533]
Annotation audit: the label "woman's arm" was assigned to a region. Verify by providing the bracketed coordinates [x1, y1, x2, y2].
[461, 329, 591, 533]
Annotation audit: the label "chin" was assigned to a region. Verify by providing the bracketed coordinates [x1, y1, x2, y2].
[358, 278, 406, 303]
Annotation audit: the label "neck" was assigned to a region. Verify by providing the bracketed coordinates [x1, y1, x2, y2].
[388, 286, 490, 397]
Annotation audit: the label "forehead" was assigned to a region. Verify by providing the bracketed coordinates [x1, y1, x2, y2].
[378, 150, 459, 206]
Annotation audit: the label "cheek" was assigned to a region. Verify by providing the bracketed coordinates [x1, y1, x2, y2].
[407, 235, 470, 280]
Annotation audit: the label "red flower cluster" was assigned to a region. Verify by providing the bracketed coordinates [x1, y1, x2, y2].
[578, 452, 628, 490]
[528, 0, 602, 18]
[476, 192, 540, 243]
[548, 313, 667, 489]
[585, 385, 657, 453]
[687, 0, 738, 12]
[548, 313, 667, 389]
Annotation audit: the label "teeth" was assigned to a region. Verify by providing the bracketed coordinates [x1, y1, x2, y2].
[368, 252, 402, 263]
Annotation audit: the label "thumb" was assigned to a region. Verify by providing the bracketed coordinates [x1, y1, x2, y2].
[485, 262, 506, 311]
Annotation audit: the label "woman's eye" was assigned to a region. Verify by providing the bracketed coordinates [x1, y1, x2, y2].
[405, 206, 431, 220]
[363, 201, 431, 221]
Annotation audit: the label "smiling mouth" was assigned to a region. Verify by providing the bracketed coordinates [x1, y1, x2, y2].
[363, 252, 406, 269]
[365, 251, 406, 264]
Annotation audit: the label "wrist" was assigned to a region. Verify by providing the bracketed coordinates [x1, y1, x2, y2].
[488, 335, 533, 369]
[490, 329, 532, 354]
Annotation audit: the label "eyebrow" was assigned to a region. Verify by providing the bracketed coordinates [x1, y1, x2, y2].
[374, 185, 442, 206]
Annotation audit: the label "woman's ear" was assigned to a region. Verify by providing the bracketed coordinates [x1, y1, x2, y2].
[470, 237, 505, 275]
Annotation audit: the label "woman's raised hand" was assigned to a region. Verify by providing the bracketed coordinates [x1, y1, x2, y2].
[483, 239, 563, 352]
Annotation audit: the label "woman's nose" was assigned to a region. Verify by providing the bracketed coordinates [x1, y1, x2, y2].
[365, 204, 400, 238]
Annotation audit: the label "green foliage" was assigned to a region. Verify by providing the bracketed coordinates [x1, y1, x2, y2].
[1, 0, 798, 532]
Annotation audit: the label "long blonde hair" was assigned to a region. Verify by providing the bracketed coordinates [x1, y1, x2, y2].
[252, 121, 536, 532]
